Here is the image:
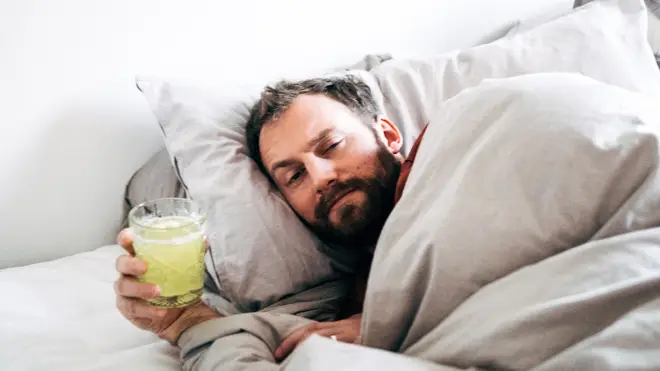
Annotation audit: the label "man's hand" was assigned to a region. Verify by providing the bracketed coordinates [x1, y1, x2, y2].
[274, 314, 362, 361]
[114, 228, 220, 344]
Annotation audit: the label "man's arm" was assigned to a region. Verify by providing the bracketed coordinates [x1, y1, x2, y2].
[176, 313, 308, 371]
[158, 302, 221, 343]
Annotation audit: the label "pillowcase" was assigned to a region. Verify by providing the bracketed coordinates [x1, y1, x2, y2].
[512, 0, 660, 54]
[136, 55, 392, 312]
[124, 54, 392, 214]
[650, 7, 660, 54]
[122, 147, 188, 227]
[365, 0, 660, 151]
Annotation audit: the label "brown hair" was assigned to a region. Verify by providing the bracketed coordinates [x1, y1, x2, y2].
[245, 75, 379, 176]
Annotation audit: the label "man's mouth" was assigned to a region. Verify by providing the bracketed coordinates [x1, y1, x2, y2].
[327, 189, 356, 212]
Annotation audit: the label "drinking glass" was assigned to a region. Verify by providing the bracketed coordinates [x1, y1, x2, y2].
[128, 198, 206, 308]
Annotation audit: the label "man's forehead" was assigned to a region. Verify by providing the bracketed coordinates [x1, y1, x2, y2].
[259, 95, 355, 167]
[262, 96, 334, 141]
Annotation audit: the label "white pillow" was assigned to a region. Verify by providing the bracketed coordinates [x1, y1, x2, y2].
[511, 0, 660, 52]
[125, 55, 393, 215]
[136, 65, 388, 311]
[367, 0, 660, 154]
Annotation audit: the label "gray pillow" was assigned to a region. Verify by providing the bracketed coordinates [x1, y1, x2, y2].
[124, 54, 392, 213]
[134, 55, 391, 312]
[123, 147, 188, 220]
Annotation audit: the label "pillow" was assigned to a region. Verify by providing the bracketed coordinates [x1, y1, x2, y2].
[136, 56, 392, 312]
[124, 54, 392, 214]
[511, 0, 660, 54]
[122, 147, 188, 228]
[650, 7, 660, 54]
[366, 0, 660, 150]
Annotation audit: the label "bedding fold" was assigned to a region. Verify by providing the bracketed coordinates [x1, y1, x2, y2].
[179, 279, 346, 370]
[360, 73, 660, 370]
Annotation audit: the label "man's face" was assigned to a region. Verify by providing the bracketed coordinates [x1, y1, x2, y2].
[260, 94, 403, 247]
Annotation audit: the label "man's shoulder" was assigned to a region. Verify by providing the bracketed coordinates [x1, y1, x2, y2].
[394, 124, 429, 204]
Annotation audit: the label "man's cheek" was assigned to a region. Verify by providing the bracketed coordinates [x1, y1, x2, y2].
[288, 198, 316, 225]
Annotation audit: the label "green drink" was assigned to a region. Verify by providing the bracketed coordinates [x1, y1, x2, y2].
[128, 198, 206, 308]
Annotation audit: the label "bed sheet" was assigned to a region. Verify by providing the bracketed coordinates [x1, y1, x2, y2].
[0, 245, 182, 371]
[283, 336, 465, 371]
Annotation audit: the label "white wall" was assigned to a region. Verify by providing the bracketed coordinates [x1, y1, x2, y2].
[0, 0, 573, 268]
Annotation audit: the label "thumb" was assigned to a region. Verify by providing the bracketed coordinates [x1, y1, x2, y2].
[117, 228, 136, 256]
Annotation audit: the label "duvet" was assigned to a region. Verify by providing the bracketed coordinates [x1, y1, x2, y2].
[179, 73, 660, 371]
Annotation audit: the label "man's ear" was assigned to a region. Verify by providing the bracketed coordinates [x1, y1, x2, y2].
[374, 116, 403, 154]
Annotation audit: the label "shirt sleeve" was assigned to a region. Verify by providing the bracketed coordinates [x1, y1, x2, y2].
[177, 279, 349, 371]
[394, 124, 429, 204]
[178, 313, 312, 371]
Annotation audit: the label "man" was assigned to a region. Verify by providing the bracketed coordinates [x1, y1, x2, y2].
[113, 75, 427, 360]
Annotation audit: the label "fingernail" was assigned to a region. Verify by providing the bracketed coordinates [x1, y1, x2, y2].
[153, 286, 161, 296]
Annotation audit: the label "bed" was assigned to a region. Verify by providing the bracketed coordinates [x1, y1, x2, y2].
[2, 1, 660, 370]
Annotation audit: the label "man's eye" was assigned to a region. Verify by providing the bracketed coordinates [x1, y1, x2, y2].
[324, 139, 343, 154]
[288, 169, 305, 185]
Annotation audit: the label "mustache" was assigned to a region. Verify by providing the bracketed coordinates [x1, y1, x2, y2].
[314, 179, 367, 222]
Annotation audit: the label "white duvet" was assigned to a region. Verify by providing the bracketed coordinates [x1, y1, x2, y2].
[0, 245, 181, 371]
[360, 72, 660, 370]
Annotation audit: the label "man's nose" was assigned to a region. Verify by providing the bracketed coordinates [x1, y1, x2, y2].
[308, 158, 338, 194]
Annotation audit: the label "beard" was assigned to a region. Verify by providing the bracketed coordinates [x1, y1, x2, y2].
[309, 145, 401, 248]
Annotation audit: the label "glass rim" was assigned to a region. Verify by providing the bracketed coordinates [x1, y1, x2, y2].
[128, 197, 206, 230]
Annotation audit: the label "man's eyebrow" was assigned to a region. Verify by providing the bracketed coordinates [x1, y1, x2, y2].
[270, 159, 298, 174]
[269, 128, 335, 174]
[305, 128, 334, 151]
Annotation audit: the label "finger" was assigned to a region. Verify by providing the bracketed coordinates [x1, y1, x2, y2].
[275, 325, 316, 361]
[114, 276, 160, 299]
[295, 327, 338, 343]
[314, 328, 354, 343]
[117, 228, 135, 256]
[115, 255, 147, 276]
[132, 317, 157, 331]
[303, 321, 338, 330]
[116, 296, 167, 321]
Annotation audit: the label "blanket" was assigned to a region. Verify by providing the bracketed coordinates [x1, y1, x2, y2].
[361, 73, 660, 370]
[178, 73, 660, 371]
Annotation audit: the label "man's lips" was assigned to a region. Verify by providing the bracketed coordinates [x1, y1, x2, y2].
[327, 189, 356, 212]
